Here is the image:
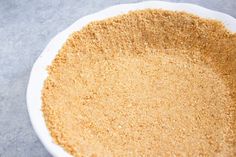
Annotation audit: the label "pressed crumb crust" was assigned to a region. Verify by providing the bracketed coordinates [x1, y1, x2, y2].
[42, 10, 236, 157]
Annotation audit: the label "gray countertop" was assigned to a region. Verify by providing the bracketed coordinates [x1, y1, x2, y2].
[0, 0, 235, 156]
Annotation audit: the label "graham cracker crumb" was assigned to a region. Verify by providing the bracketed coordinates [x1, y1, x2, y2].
[42, 10, 236, 157]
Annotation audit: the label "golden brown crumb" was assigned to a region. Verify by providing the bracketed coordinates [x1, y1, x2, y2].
[42, 10, 236, 157]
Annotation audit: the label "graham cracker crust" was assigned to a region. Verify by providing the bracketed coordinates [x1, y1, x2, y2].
[42, 10, 236, 157]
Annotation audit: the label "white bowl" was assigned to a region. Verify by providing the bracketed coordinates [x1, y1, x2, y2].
[27, 1, 236, 157]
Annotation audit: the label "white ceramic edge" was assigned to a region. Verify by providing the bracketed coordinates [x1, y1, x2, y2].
[27, 1, 236, 157]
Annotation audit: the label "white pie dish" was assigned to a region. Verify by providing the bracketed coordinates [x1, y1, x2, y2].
[26, 1, 236, 157]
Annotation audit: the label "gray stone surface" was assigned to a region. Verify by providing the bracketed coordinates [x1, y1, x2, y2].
[0, 0, 235, 156]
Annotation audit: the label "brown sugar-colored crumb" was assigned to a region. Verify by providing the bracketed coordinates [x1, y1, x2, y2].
[42, 10, 236, 157]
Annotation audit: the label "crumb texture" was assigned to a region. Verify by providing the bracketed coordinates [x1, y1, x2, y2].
[42, 10, 236, 157]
